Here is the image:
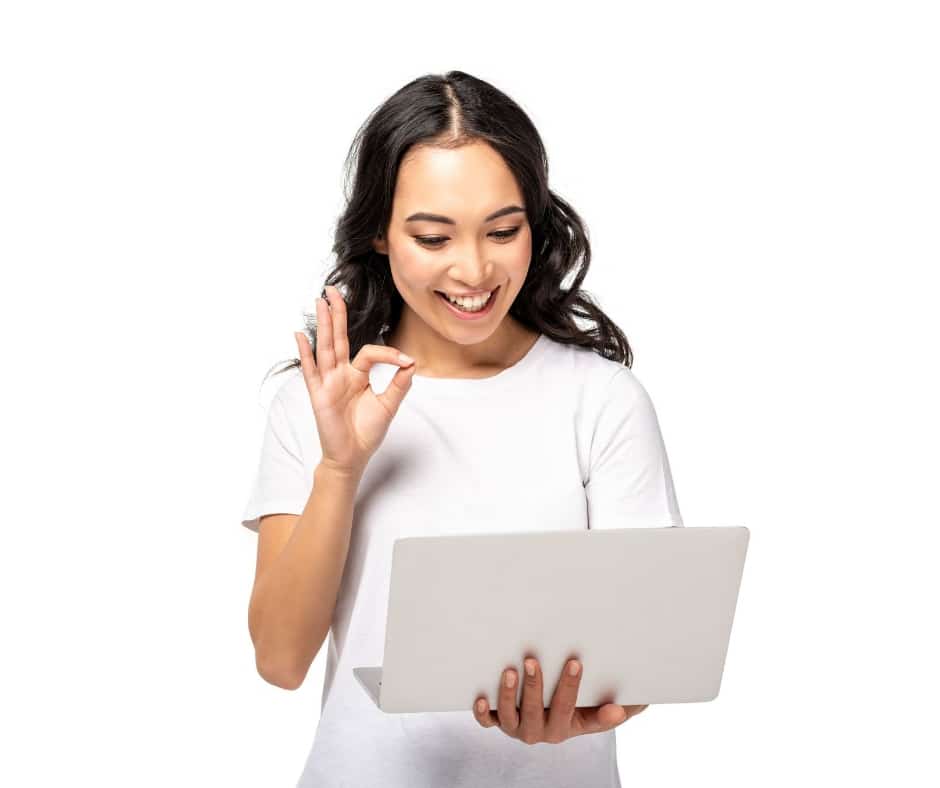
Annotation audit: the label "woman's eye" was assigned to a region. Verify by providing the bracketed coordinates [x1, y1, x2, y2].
[414, 236, 447, 248]
[414, 227, 520, 249]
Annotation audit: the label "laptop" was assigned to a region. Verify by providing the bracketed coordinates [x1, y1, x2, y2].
[353, 525, 749, 713]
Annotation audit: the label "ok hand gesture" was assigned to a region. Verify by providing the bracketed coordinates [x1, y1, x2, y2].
[294, 285, 416, 477]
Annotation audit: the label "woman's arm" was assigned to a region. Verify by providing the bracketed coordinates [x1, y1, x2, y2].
[247, 461, 362, 689]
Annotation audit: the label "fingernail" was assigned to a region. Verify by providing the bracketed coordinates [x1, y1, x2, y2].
[398, 353, 414, 364]
[568, 660, 580, 676]
[505, 670, 516, 688]
[525, 660, 536, 677]
[476, 699, 486, 712]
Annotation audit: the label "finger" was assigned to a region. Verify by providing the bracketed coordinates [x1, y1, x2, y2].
[324, 285, 349, 366]
[497, 667, 519, 733]
[294, 332, 321, 390]
[315, 292, 335, 373]
[545, 659, 581, 742]
[473, 697, 499, 728]
[349, 344, 415, 376]
[517, 658, 544, 743]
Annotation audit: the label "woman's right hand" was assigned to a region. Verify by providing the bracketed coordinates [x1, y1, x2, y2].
[293, 285, 416, 477]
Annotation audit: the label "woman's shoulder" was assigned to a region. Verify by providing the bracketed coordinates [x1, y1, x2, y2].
[540, 333, 631, 390]
[264, 364, 308, 416]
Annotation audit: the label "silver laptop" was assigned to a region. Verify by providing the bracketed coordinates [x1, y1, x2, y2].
[354, 525, 749, 713]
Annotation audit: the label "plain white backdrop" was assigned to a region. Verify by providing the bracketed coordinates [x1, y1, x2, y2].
[2, 1, 937, 785]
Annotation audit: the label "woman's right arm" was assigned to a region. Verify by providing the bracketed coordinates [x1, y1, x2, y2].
[245, 284, 416, 689]
[248, 461, 362, 690]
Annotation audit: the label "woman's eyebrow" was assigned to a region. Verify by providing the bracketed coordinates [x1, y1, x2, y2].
[404, 204, 525, 225]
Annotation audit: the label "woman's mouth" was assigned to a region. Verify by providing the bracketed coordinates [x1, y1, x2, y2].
[435, 286, 500, 320]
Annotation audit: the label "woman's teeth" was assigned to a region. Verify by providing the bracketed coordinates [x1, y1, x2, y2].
[441, 290, 493, 311]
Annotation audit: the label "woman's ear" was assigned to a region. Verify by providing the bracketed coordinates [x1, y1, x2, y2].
[372, 236, 388, 255]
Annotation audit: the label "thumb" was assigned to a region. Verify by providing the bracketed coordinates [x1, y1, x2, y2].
[602, 705, 628, 726]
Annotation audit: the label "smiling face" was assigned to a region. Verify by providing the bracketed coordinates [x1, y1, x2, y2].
[372, 139, 534, 371]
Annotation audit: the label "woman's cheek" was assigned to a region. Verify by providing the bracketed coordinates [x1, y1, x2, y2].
[388, 245, 428, 293]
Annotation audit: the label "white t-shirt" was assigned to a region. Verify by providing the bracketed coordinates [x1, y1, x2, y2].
[241, 332, 684, 788]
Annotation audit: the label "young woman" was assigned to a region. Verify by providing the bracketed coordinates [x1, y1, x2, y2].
[241, 70, 684, 788]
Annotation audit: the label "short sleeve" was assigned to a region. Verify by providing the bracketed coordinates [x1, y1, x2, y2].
[240, 387, 312, 533]
[584, 368, 684, 530]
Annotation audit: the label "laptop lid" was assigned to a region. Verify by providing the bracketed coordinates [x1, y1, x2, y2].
[355, 525, 749, 713]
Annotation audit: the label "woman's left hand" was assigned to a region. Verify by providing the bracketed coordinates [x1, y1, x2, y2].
[472, 657, 649, 744]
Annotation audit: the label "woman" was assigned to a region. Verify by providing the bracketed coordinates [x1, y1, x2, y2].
[241, 70, 683, 788]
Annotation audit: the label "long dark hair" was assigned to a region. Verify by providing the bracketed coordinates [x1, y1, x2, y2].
[264, 69, 633, 386]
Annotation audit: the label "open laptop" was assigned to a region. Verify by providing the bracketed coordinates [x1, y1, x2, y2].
[353, 525, 749, 713]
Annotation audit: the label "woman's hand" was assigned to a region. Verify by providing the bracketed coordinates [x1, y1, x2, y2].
[472, 657, 649, 745]
[294, 285, 416, 477]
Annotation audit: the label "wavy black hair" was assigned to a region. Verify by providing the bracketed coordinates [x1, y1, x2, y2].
[263, 69, 633, 386]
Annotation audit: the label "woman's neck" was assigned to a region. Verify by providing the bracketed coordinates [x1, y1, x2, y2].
[385, 314, 539, 379]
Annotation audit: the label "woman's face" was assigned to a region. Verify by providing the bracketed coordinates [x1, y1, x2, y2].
[372, 140, 532, 346]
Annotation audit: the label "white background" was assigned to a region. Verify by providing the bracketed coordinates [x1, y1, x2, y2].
[2, 1, 937, 785]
